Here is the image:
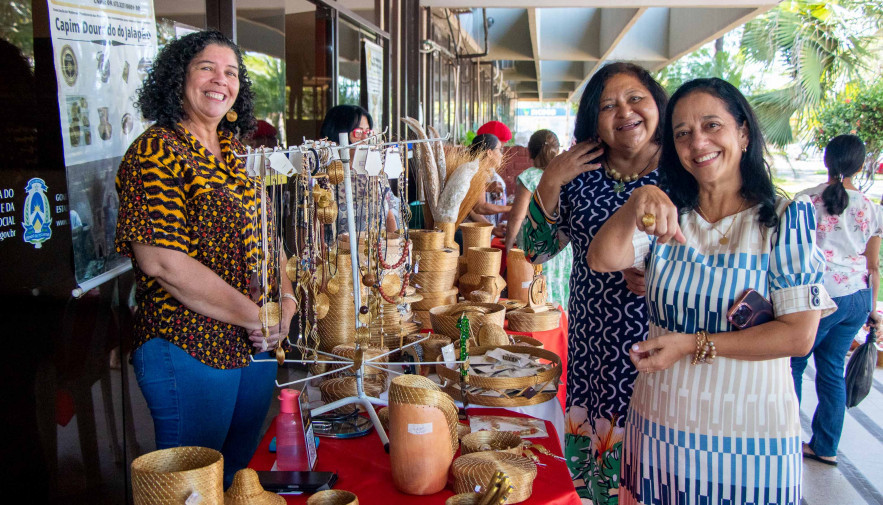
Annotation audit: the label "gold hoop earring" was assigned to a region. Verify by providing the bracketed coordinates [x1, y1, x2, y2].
[226, 109, 238, 122]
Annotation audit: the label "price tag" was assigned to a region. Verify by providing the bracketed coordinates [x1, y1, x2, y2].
[352, 147, 368, 175]
[364, 148, 384, 176]
[269, 151, 297, 176]
[384, 148, 403, 179]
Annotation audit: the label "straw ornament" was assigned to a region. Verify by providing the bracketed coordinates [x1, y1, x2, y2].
[460, 431, 523, 455]
[259, 302, 281, 327]
[326, 160, 345, 185]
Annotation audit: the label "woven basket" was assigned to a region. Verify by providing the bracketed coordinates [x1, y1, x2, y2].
[507, 306, 561, 332]
[465, 247, 502, 276]
[410, 229, 445, 251]
[329, 345, 389, 388]
[413, 269, 458, 292]
[377, 406, 390, 431]
[306, 490, 359, 505]
[436, 345, 562, 407]
[477, 324, 509, 347]
[511, 335, 543, 348]
[459, 273, 505, 299]
[452, 452, 537, 504]
[131, 446, 223, 505]
[414, 310, 432, 330]
[445, 493, 482, 505]
[319, 377, 383, 407]
[415, 248, 459, 272]
[421, 336, 452, 364]
[429, 302, 506, 339]
[460, 431, 523, 455]
[388, 375, 459, 456]
[459, 222, 493, 250]
[411, 288, 459, 311]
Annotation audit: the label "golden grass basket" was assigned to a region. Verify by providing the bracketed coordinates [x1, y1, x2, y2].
[459, 222, 493, 250]
[465, 247, 502, 276]
[306, 489, 359, 505]
[452, 452, 537, 504]
[421, 336, 453, 365]
[413, 269, 458, 292]
[410, 229, 445, 251]
[429, 302, 506, 339]
[377, 406, 390, 431]
[131, 446, 223, 505]
[415, 248, 459, 272]
[460, 431, 523, 455]
[388, 374, 460, 456]
[319, 377, 383, 407]
[436, 345, 562, 407]
[445, 493, 482, 505]
[507, 306, 562, 332]
[328, 345, 389, 388]
[411, 288, 459, 311]
[510, 335, 543, 348]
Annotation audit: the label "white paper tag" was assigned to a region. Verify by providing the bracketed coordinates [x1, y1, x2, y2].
[408, 422, 433, 435]
[185, 492, 202, 505]
[384, 148, 403, 179]
[352, 148, 368, 175]
[269, 151, 297, 176]
[521, 281, 532, 288]
[441, 343, 457, 368]
[364, 149, 384, 176]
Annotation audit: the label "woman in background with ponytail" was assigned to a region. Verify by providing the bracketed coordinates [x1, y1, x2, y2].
[792, 134, 883, 465]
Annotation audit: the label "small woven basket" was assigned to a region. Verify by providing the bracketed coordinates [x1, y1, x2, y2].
[415, 248, 459, 272]
[452, 452, 537, 504]
[306, 490, 359, 505]
[411, 288, 459, 311]
[131, 446, 224, 505]
[328, 345, 389, 388]
[465, 247, 502, 276]
[429, 302, 506, 339]
[507, 306, 561, 332]
[410, 229, 446, 251]
[445, 493, 483, 505]
[459, 222, 493, 250]
[319, 377, 383, 407]
[460, 431, 523, 455]
[413, 269, 458, 292]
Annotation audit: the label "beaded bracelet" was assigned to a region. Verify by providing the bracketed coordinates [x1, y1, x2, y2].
[691, 330, 717, 365]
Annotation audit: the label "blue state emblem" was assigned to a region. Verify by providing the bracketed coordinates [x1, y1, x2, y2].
[23, 178, 52, 248]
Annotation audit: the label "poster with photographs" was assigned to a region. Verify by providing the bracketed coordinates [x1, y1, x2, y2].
[48, 0, 156, 165]
[363, 40, 383, 131]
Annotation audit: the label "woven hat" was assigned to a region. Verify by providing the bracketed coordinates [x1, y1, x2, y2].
[224, 468, 285, 505]
[131, 446, 224, 505]
[476, 121, 512, 143]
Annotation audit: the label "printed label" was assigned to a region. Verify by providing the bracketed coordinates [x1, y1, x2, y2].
[408, 423, 433, 435]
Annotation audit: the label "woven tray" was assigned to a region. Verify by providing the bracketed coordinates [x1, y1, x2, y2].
[507, 306, 561, 332]
[306, 489, 359, 505]
[460, 430, 523, 455]
[429, 302, 506, 339]
[435, 345, 562, 407]
[452, 452, 537, 504]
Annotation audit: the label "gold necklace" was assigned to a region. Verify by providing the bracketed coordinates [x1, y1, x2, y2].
[603, 146, 660, 193]
[695, 198, 746, 245]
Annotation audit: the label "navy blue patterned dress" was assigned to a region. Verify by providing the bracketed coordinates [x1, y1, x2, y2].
[522, 167, 659, 504]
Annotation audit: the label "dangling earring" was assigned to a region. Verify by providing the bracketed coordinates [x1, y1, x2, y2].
[741, 145, 747, 153]
[226, 109, 238, 122]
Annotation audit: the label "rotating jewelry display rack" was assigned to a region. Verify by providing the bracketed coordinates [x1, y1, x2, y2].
[239, 128, 463, 450]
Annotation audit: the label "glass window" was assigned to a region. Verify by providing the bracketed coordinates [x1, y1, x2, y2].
[285, 0, 332, 143]
[238, 0, 286, 147]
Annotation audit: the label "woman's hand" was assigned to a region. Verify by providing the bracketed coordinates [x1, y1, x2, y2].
[629, 332, 693, 373]
[622, 268, 646, 296]
[249, 297, 296, 351]
[626, 186, 686, 245]
[542, 140, 604, 188]
[869, 310, 882, 333]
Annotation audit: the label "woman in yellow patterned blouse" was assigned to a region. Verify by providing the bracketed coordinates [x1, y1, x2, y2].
[114, 30, 293, 488]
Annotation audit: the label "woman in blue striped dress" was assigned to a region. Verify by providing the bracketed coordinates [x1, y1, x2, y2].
[587, 78, 836, 504]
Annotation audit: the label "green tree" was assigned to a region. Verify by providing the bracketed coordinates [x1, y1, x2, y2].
[740, 0, 883, 146]
[243, 52, 287, 143]
[655, 34, 752, 96]
[814, 80, 883, 171]
[0, 1, 33, 62]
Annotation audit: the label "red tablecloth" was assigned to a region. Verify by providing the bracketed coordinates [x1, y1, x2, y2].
[249, 408, 579, 505]
[504, 309, 568, 410]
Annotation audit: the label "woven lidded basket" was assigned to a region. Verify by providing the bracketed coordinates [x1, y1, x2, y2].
[415, 248, 459, 272]
[436, 345, 562, 407]
[131, 446, 224, 505]
[410, 229, 446, 251]
[460, 431, 523, 455]
[452, 452, 537, 504]
[429, 302, 506, 339]
[507, 306, 561, 332]
[306, 489, 359, 505]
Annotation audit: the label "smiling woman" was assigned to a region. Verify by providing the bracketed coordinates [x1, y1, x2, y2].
[116, 30, 291, 489]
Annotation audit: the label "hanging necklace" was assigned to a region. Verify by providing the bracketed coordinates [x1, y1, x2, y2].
[695, 198, 746, 245]
[603, 146, 660, 193]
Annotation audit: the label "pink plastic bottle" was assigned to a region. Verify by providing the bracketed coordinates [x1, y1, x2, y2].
[276, 389, 310, 471]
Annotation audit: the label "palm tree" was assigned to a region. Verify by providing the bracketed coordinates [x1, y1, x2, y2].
[740, 0, 883, 147]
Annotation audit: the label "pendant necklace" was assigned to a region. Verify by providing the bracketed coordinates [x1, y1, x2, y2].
[695, 198, 746, 245]
[603, 146, 660, 194]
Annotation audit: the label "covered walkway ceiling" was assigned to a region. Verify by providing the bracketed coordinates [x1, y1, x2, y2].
[422, 0, 780, 101]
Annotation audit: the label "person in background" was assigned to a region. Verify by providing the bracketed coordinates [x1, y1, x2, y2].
[320, 104, 398, 233]
[587, 77, 834, 505]
[505, 129, 572, 307]
[246, 119, 279, 148]
[791, 134, 883, 466]
[467, 133, 512, 237]
[520, 62, 667, 503]
[115, 30, 288, 488]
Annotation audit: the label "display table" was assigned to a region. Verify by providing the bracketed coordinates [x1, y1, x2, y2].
[249, 408, 580, 505]
[503, 309, 568, 411]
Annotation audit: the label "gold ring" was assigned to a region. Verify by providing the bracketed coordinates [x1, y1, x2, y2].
[641, 213, 656, 227]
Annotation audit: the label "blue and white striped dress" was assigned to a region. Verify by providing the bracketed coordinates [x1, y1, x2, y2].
[620, 196, 835, 505]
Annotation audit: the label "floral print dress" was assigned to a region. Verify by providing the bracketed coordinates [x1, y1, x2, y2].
[521, 167, 659, 505]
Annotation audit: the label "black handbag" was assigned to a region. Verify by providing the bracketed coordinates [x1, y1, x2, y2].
[845, 322, 879, 408]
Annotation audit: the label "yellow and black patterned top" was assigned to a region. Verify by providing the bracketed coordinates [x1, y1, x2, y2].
[115, 123, 273, 369]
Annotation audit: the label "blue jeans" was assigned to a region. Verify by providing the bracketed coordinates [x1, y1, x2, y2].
[134, 338, 277, 488]
[791, 288, 871, 458]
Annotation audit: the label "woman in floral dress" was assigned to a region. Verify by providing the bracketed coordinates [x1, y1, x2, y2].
[521, 63, 667, 504]
[506, 129, 572, 307]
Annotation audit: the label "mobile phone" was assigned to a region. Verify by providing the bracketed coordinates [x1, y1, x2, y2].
[727, 289, 774, 329]
[256, 471, 338, 493]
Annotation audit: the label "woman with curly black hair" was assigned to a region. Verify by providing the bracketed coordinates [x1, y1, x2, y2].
[115, 30, 293, 487]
